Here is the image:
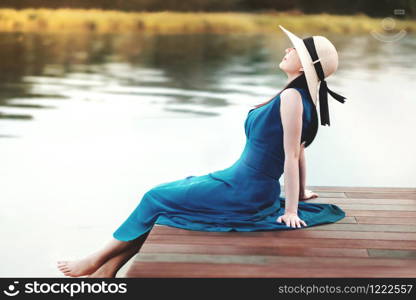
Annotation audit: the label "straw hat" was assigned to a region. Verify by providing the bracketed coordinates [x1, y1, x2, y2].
[279, 25, 346, 126]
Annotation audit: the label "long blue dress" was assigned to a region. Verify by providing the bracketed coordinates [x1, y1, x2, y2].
[113, 87, 346, 242]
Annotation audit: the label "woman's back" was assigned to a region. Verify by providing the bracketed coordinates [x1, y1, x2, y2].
[240, 86, 316, 179]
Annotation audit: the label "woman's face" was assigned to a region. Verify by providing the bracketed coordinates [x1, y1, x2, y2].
[279, 47, 304, 75]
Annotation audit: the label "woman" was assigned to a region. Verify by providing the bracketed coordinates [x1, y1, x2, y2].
[57, 25, 347, 278]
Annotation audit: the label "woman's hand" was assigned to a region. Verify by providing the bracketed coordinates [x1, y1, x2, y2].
[276, 212, 307, 228]
[299, 189, 319, 201]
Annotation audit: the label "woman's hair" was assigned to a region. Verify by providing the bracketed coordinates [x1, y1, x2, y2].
[252, 73, 318, 148]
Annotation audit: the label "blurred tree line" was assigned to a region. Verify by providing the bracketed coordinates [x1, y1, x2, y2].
[0, 0, 414, 18]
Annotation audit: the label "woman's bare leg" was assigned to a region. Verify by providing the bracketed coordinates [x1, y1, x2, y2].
[87, 243, 142, 278]
[57, 229, 151, 277]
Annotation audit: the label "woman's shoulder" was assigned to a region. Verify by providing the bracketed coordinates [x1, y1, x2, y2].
[280, 87, 308, 98]
[286, 87, 315, 107]
[280, 87, 315, 119]
[280, 87, 303, 100]
[279, 88, 309, 107]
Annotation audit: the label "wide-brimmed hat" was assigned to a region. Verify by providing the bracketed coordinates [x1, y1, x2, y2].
[279, 25, 346, 126]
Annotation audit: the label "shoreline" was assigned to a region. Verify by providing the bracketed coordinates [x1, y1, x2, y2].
[0, 9, 415, 34]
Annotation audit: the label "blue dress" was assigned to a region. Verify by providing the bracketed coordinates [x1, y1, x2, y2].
[113, 87, 346, 242]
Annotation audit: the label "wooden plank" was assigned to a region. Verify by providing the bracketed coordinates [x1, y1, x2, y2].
[307, 198, 416, 205]
[345, 192, 416, 200]
[335, 216, 356, 224]
[135, 253, 363, 264]
[305, 186, 416, 193]
[345, 210, 416, 218]
[282, 191, 346, 198]
[356, 216, 416, 225]
[304, 223, 416, 233]
[150, 225, 416, 240]
[140, 243, 369, 258]
[332, 204, 416, 211]
[134, 253, 415, 266]
[368, 249, 416, 259]
[146, 235, 416, 250]
[126, 259, 416, 278]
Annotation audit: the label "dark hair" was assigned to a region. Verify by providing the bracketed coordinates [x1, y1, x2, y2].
[252, 73, 318, 148]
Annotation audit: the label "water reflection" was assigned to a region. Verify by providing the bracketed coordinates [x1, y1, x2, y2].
[1, 32, 414, 110]
[1, 33, 274, 122]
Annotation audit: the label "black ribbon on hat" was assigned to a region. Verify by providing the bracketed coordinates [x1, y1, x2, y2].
[302, 37, 346, 126]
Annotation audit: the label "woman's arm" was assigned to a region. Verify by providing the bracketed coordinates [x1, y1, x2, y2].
[298, 143, 320, 201]
[277, 88, 307, 228]
[298, 143, 306, 199]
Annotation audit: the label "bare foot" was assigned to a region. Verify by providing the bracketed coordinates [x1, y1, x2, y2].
[87, 246, 140, 278]
[58, 231, 150, 277]
[57, 255, 102, 277]
[87, 265, 117, 278]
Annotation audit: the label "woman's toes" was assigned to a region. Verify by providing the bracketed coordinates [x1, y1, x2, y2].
[56, 258, 100, 277]
[58, 268, 67, 274]
[57, 261, 67, 267]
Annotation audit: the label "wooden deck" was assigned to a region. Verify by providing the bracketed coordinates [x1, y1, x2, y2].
[116, 186, 416, 278]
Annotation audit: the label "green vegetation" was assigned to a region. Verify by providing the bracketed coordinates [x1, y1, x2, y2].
[0, 9, 415, 34]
